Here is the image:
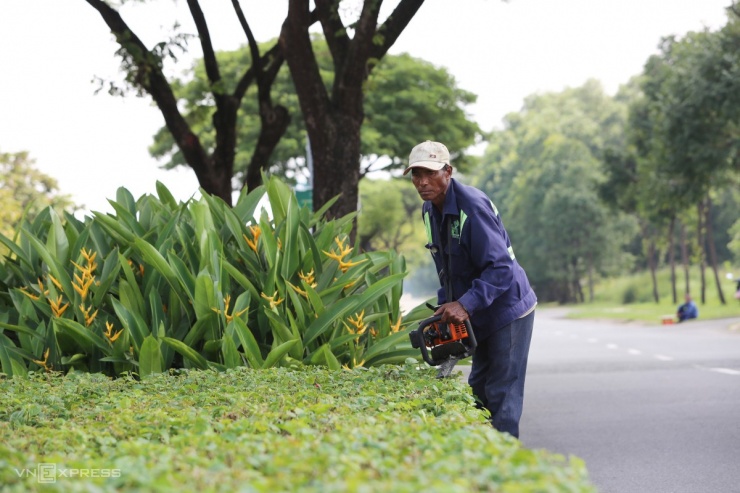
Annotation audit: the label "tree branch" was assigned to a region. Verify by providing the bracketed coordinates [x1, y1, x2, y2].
[315, 0, 349, 69]
[84, 0, 210, 179]
[186, 0, 221, 90]
[370, 0, 425, 60]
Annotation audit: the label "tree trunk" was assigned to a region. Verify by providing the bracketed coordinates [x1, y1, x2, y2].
[704, 196, 726, 304]
[587, 252, 595, 303]
[648, 238, 660, 303]
[668, 215, 677, 304]
[697, 201, 706, 304]
[281, 0, 425, 227]
[680, 221, 690, 296]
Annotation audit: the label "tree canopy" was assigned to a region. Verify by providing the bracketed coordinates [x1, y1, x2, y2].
[0, 150, 75, 242]
[149, 44, 480, 189]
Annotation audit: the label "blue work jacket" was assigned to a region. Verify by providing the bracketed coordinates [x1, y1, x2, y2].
[423, 179, 537, 341]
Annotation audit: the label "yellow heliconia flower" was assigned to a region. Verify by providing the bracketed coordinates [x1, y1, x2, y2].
[47, 274, 63, 291]
[211, 294, 248, 323]
[79, 303, 99, 327]
[346, 310, 367, 335]
[322, 236, 366, 273]
[260, 291, 284, 309]
[287, 281, 308, 298]
[243, 225, 262, 253]
[390, 315, 404, 333]
[33, 347, 53, 372]
[72, 273, 95, 299]
[49, 295, 69, 318]
[338, 258, 367, 273]
[81, 248, 97, 266]
[104, 322, 123, 343]
[298, 269, 316, 286]
[19, 287, 40, 301]
[37, 278, 50, 297]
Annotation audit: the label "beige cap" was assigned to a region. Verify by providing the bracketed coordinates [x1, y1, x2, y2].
[403, 140, 450, 175]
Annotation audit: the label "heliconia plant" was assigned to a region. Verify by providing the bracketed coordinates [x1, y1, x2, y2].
[0, 177, 431, 378]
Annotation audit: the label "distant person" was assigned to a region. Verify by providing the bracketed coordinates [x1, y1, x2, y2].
[677, 293, 698, 322]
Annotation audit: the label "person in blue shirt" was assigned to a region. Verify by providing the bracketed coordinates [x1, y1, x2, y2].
[677, 293, 698, 322]
[405, 140, 537, 439]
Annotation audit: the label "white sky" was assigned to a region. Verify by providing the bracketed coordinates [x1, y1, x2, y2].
[0, 0, 732, 214]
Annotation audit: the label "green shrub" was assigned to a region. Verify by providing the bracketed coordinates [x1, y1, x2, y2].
[0, 366, 595, 492]
[0, 179, 430, 378]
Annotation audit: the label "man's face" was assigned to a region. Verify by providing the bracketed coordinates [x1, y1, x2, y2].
[411, 166, 451, 208]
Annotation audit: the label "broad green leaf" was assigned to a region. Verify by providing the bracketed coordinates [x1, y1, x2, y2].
[231, 318, 263, 369]
[155, 181, 178, 208]
[112, 298, 149, 351]
[139, 335, 163, 378]
[221, 336, 241, 369]
[46, 208, 69, 264]
[161, 337, 209, 370]
[133, 237, 188, 307]
[167, 251, 196, 302]
[261, 339, 298, 369]
[92, 212, 136, 244]
[22, 228, 74, 299]
[53, 318, 111, 355]
[0, 319, 42, 340]
[361, 330, 411, 362]
[194, 271, 218, 321]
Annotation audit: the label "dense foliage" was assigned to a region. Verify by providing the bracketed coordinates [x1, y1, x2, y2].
[0, 178, 427, 378]
[0, 366, 596, 492]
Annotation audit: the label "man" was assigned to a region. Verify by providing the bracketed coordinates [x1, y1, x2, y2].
[677, 293, 698, 322]
[405, 140, 537, 438]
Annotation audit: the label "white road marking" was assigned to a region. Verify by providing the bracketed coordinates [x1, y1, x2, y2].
[654, 354, 674, 361]
[569, 334, 579, 339]
[628, 349, 642, 356]
[587, 338, 599, 343]
[707, 368, 740, 376]
[606, 343, 618, 350]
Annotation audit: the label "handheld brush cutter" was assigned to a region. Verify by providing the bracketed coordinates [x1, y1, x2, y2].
[409, 313, 477, 377]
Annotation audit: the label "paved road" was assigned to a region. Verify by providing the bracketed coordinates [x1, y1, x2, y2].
[459, 308, 740, 493]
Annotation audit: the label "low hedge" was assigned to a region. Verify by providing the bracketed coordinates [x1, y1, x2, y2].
[0, 366, 595, 492]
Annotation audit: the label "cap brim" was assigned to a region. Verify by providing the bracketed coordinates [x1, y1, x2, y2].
[402, 161, 447, 175]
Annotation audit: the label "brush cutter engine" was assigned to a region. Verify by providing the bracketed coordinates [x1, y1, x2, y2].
[409, 314, 477, 366]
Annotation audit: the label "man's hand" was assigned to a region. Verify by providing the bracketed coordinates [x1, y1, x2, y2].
[434, 301, 469, 324]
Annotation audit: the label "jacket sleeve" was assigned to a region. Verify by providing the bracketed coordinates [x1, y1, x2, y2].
[456, 208, 516, 315]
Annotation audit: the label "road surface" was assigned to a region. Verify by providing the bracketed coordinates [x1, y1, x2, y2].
[459, 308, 740, 493]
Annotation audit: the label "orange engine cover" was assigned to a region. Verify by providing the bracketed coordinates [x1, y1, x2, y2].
[426, 321, 469, 346]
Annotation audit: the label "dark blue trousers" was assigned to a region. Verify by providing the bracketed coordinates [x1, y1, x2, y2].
[468, 310, 535, 438]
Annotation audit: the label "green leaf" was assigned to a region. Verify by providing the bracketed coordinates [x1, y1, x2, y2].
[194, 271, 217, 321]
[231, 318, 263, 369]
[155, 181, 179, 208]
[303, 272, 406, 346]
[133, 237, 188, 308]
[261, 340, 298, 369]
[54, 318, 111, 355]
[161, 337, 209, 370]
[221, 336, 241, 369]
[139, 335, 163, 378]
[22, 228, 74, 299]
[0, 320, 43, 340]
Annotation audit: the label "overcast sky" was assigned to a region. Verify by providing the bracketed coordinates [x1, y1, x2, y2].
[0, 0, 732, 214]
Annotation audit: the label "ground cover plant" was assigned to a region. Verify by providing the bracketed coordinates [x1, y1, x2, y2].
[0, 365, 595, 492]
[0, 178, 428, 378]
